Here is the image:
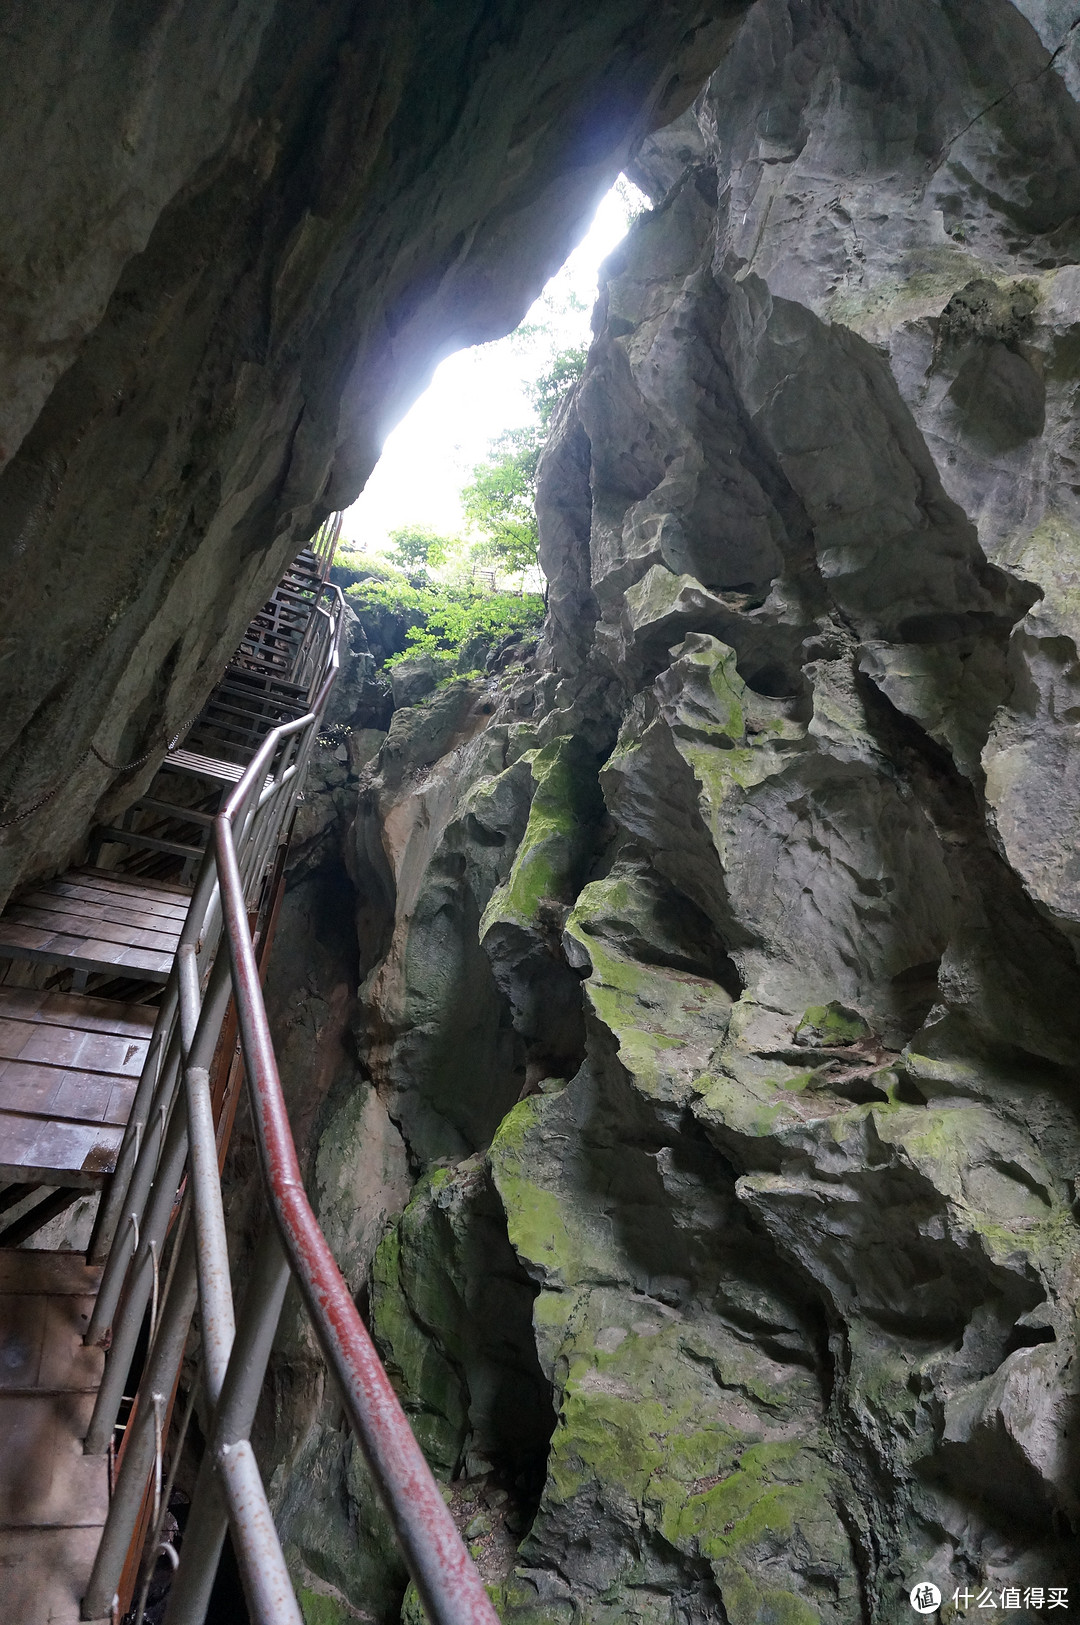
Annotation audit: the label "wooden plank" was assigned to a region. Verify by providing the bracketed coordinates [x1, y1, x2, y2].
[12, 891, 185, 937]
[0, 988, 156, 1040]
[0, 922, 173, 981]
[47, 1075, 115, 1125]
[0, 1252, 101, 1296]
[11, 895, 184, 942]
[3, 906, 180, 954]
[71, 867, 193, 900]
[0, 1112, 121, 1183]
[0, 1063, 62, 1115]
[0, 1264, 108, 1624]
[30, 878, 189, 923]
[0, 1410, 107, 1524]
[0, 1020, 146, 1077]
[0, 1064, 132, 1123]
[105, 1082, 137, 1127]
[0, 1523, 110, 1623]
[0, 1292, 44, 1386]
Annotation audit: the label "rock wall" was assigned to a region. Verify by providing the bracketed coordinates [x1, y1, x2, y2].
[268, 3, 1080, 1622]
[0, 0, 744, 900]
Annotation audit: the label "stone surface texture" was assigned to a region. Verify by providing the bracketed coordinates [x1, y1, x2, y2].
[7, 1, 1080, 1622]
[256, 4, 1080, 1622]
[0, 0, 744, 899]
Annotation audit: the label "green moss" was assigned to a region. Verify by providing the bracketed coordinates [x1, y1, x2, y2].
[548, 1387, 667, 1504]
[1000, 512, 1080, 625]
[530, 1308, 843, 1622]
[666, 1440, 823, 1552]
[821, 250, 995, 334]
[694, 1070, 795, 1138]
[298, 1587, 362, 1625]
[369, 1184, 470, 1473]
[683, 738, 769, 798]
[488, 1096, 579, 1283]
[794, 1003, 870, 1047]
[490, 1575, 573, 1624]
[716, 1570, 823, 1625]
[481, 735, 603, 934]
[563, 875, 732, 1105]
[681, 635, 747, 740]
[869, 1104, 1067, 1258]
[399, 1582, 426, 1625]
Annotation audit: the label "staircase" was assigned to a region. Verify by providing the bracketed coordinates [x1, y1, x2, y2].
[0, 533, 335, 1624]
[0, 521, 499, 1625]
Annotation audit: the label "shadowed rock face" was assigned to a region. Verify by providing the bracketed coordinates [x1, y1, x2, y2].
[0, 0, 745, 898]
[12, 1, 1080, 1620]
[259, 3, 1080, 1620]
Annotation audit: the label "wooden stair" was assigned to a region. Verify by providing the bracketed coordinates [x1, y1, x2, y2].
[0, 1249, 110, 1623]
[0, 868, 188, 986]
[0, 870, 180, 1622]
[0, 533, 340, 1621]
[0, 986, 156, 1193]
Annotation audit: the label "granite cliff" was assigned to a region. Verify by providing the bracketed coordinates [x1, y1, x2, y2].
[253, 3, 1080, 1622]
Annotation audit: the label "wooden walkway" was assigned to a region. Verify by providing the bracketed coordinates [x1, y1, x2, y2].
[0, 535, 338, 1621]
[0, 867, 179, 1196]
[0, 1249, 110, 1623]
[0, 868, 187, 985]
[0, 986, 156, 1191]
[0, 869, 181, 1623]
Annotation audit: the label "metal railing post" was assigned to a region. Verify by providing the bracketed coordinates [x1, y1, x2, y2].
[79, 588, 505, 1625]
[84, 1103, 190, 1455]
[218, 1442, 304, 1625]
[178, 944, 236, 1404]
[215, 801, 501, 1625]
[85, 954, 235, 1451]
[86, 1022, 184, 1345]
[164, 1225, 291, 1625]
[82, 1226, 200, 1621]
[91, 975, 178, 1263]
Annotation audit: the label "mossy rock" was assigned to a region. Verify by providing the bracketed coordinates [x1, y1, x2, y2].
[794, 1002, 870, 1048]
[298, 1586, 366, 1625]
[481, 734, 603, 934]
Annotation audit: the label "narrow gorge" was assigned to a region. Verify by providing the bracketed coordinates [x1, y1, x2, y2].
[3, 3, 1080, 1623]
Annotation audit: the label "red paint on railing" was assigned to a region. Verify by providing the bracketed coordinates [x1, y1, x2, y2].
[212, 599, 501, 1625]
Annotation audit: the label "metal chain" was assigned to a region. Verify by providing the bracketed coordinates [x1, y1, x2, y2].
[0, 711, 200, 830]
[0, 746, 94, 830]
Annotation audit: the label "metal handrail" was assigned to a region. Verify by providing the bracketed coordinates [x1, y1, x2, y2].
[215, 778, 501, 1625]
[81, 580, 500, 1625]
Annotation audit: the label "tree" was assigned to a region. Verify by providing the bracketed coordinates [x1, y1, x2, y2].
[385, 524, 455, 577]
[461, 342, 587, 583]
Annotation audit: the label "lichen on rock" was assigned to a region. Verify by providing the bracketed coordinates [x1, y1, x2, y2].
[232, 0, 1080, 1616]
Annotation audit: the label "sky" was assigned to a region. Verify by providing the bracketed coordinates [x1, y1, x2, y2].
[341, 179, 643, 555]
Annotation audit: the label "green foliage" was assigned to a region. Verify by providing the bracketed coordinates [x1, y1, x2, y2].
[461, 343, 587, 580]
[346, 571, 543, 669]
[461, 427, 541, 577]
[342, 322, 587, 670]
[384, 525, 454, 576]
[329, 547, 398, 592]
[532, 343, 588, 430]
